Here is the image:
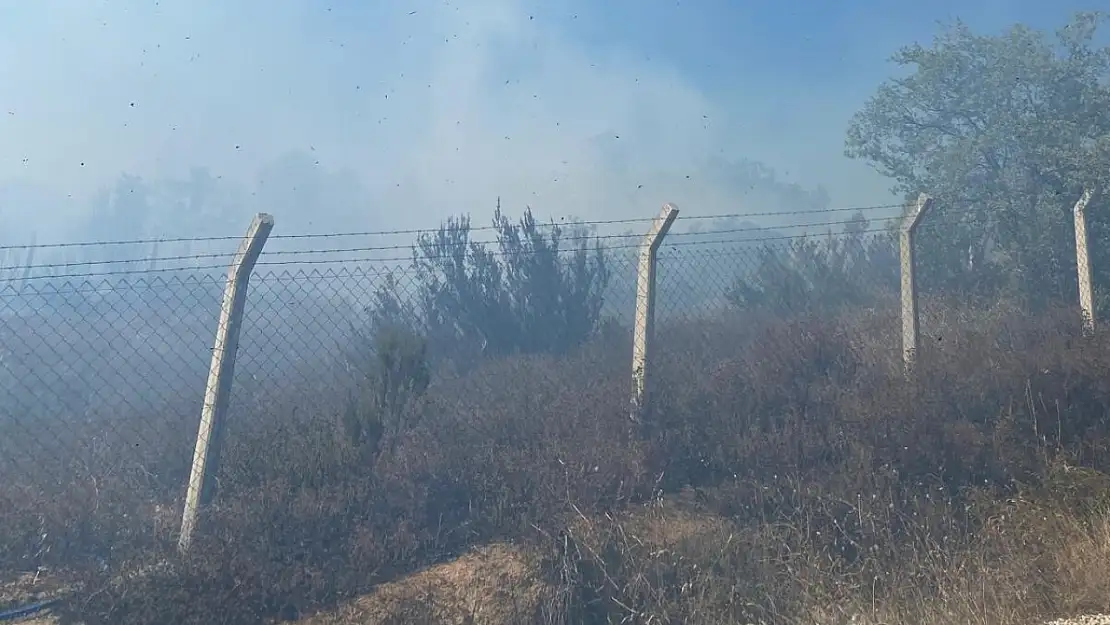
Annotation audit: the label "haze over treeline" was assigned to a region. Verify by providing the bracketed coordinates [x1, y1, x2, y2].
[0, 2, 1107, 321]
[1, 0, 1047, 247]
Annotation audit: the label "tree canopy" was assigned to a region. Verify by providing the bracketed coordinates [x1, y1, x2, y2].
[726, 213, 899, 315]
[368, 205, 610, 369]
[846, 12, 1110, 305]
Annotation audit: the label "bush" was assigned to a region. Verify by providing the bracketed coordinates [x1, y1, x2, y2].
[8, 301, 1110, 624]
[342, 320, 431, 461]
[370, 205, 611, 371]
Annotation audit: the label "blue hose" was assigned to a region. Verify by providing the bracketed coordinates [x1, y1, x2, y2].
[0, 597, 62, 622]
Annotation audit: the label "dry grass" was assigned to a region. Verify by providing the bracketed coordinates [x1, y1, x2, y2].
[292, 543, 549, 625]
[6, 300, 1110, 624]
[0, 569, 74, 625]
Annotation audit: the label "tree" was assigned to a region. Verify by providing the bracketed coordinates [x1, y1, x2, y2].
[726, 214, 898, 315]
[845, 12, 1110, 306]
[371, 205, 610, 369]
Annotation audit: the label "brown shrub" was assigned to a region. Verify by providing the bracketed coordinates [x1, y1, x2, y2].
[8, 301, 1110, 624]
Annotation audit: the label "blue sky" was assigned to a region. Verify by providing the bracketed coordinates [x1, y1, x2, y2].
[0, 0, 1099, 242]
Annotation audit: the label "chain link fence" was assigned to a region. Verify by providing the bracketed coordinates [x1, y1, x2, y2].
[0, 200, 1099, 619]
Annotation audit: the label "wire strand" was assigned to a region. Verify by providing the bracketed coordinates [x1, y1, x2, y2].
[0, 220, 934, 285]
[0, 202, 908, 251]
[8, 212, 914, 272]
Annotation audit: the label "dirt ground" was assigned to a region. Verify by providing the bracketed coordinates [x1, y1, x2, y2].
[291, 542, 548, 625]
[7, 502, 1110, 625]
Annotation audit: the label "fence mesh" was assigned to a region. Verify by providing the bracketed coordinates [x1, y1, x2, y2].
[0, 273, 227, 482]
[0, 205, 1096, 621]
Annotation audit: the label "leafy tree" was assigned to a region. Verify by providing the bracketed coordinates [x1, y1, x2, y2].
[726, 213, 899, 314]
[372, 205, 610, 369]
[82, 170, 248, 242]
[845, 12, 1110, 306]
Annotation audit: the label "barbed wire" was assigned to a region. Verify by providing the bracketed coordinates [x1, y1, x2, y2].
[249, 224, 905, 269]
[1, 207, 958, 277]
[0, 217, 944, 286]
[2, 215, 888, 272]
[257, 202, 907, 241]
[0, 202, 910, 252]
[0, 234, 885, 298]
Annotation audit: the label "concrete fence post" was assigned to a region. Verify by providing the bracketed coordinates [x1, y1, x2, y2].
[1073, 188, 1096, 336]
[630, 203, 678, 424]
[178, 213, 274, 554]
[900, 193, 933, 373]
